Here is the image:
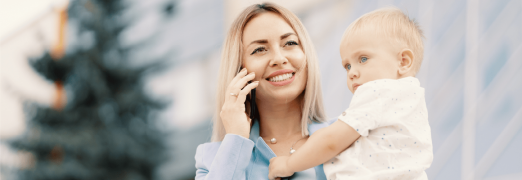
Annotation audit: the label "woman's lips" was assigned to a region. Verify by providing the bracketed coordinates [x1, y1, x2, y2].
[267, 73, 295, 86]
[266, 69, 296, 86]
[267, 69, 294, 78]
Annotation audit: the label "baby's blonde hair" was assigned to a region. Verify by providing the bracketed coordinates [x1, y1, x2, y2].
[344, 7, 425, 74]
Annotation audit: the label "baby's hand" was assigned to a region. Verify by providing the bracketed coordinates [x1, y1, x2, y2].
[268, 156, 294, 180]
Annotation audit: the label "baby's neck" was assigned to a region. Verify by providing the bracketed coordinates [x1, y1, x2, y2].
[397, 72, 415, 79]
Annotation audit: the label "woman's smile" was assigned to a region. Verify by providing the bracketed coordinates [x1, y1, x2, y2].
[266, 69, 296, 86]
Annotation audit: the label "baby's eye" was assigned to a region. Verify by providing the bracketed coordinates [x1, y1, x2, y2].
[345, 64, 351, 70]
[284, 40, 299, 47]
[361, 57, 368, 63]
[251, 47, 266, 55]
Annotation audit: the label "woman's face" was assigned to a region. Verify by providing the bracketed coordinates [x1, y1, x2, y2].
[242, 12, 308, 104]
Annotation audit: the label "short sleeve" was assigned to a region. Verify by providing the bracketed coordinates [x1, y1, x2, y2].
[338, 82, 389, 137]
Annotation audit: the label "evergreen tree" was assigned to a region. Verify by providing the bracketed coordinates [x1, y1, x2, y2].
[10, 0, 168, 179]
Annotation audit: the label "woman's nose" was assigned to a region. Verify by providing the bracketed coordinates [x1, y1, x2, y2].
[269, 49, 288, 67]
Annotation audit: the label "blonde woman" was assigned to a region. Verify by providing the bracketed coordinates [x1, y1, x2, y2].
[195, 3, 328, 179]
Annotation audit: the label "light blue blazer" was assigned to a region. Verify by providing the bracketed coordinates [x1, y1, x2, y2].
[195, 120, 330, 180]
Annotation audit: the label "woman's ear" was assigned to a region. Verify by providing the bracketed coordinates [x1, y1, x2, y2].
[398, 49, 414, 76]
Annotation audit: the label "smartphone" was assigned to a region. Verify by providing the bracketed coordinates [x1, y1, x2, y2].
[249, 88, 257, 120]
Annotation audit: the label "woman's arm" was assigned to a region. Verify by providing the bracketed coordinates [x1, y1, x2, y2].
[195, 134, 255, 180]
[268, 120, 360, 179]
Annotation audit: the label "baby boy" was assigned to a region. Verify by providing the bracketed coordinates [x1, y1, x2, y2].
[269, 7, 433, 180]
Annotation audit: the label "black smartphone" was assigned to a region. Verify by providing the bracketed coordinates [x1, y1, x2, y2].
[249, 88, 257, 120]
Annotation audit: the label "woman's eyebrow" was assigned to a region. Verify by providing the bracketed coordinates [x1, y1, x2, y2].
[247, 32, 295, 47]
[281, 32, 296, 40]
[248, 39, 268, 47]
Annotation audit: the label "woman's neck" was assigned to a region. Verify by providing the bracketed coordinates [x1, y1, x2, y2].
[256, 97, 303, 139]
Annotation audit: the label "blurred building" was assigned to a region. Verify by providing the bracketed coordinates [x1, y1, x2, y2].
[1, 0, 521, 179]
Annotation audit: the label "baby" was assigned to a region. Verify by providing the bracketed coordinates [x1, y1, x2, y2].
[269, 7, 433, 180]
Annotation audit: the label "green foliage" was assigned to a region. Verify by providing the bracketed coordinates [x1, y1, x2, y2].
[9, 0, 168, 179]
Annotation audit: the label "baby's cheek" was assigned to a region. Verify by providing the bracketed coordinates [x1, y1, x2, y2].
[347, 80, 353, 93]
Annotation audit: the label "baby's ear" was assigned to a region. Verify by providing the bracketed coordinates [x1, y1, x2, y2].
[398, 49, 414, 76]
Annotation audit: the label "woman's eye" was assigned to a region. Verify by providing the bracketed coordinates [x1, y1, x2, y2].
[346, 64, 351, 70]
[285, 40, 299, 46]
[361, 57, 368, 63]
[251, 47, 266, 55]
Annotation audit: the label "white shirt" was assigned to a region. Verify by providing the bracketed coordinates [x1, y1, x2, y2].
[323, 77, 433, 180]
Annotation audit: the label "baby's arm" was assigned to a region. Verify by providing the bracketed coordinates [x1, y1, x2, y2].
[268, 120, 360, 179]
[287, 120, 360, 171]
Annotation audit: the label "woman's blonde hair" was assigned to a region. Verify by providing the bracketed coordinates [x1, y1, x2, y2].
[211, 2, 326, 142]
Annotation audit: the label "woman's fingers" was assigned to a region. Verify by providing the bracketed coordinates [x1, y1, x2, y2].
[230, 68, 248, 86]
[234, 71, 256, 92]
[236, 81, 259, 103]
[229, 72, 256, 100]
[227, 71, 256, 102]
[225, 68, 248, 101]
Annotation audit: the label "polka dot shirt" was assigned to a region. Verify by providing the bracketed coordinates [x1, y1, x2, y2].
[323, 77, 433, 180]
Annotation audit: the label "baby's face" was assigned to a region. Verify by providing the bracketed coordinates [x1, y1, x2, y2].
[340, 29, 401, 93]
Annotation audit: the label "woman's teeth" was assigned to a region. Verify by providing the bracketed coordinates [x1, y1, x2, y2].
[269, 73, 293, 82]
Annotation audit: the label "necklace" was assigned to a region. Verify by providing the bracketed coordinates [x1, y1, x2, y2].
[267, 136, 308, 154]
[289, 136, 307, 154]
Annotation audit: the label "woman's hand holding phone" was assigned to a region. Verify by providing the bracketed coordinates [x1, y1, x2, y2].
[220, 68, 259, 139]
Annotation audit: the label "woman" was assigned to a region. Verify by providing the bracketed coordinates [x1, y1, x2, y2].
[195, 3, 328, 179]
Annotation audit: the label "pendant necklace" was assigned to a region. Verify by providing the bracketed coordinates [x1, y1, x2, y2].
[268, 136, 308, 154]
